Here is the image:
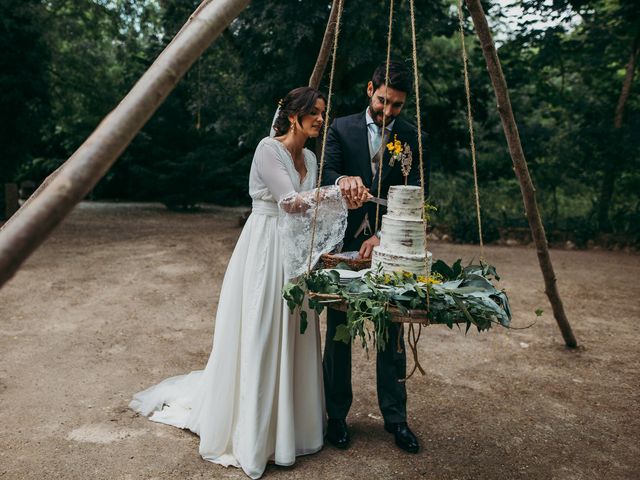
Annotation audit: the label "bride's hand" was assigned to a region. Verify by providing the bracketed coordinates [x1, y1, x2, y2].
[346, 191, 372, 210]
[338, 176, 369, 208]
[280, 195, 311, 214]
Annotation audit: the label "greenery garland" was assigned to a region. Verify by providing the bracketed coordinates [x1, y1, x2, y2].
[283, 259, 512, 352]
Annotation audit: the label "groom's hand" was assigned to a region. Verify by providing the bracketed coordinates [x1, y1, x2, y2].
[338, 176, 369, 208]
[359, 235, 381, 259]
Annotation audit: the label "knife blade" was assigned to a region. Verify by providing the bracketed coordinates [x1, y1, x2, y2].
[367, 196, 388, 207]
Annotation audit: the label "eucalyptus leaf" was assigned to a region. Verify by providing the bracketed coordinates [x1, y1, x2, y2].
[282, 259, 513, 351]
[327, 270, 341, 284]
[334, 324, 352, 344]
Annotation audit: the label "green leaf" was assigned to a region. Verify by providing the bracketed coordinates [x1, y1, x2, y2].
[334, 261, 353, 271]
[334, 324, 352, 344]
[327, 270, 341, 284]
[282, 282, 305, 313]
[431, 259, 454, 280]
[300, 310, 308, 334]
[451, 259, 463, 278]
[535, 308, 544, 317]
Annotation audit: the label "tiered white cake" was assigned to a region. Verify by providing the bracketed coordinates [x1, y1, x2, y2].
[371, 185, 432, 275]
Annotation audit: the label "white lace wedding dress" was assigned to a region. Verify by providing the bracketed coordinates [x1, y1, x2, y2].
[130, 137, 345, 479]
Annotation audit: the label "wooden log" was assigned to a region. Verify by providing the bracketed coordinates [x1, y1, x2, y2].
[0, 1, 220, 237]
[309, 292, 441, 325]
[0, 0, 250, 289]
[309, 0, 341, 90]
[309, 0, 342, 159]
[0, 168, 62, 234]
[465, 0, 577, 348]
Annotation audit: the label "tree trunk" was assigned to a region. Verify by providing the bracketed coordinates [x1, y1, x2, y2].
[465, 0, 578, 348]
[0, 0, 250, 289]
[597, 30, 640, 231]
[597, 169, 615, 232]
[614, 31, 640, 130]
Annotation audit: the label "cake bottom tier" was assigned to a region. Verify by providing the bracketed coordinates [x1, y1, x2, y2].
[371, 247, 433, 276]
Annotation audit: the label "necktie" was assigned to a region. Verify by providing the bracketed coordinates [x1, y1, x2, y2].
[370, 123, 383, 158]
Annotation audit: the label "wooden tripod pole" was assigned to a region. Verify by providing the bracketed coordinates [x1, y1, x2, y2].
[0, 0, 220, 237]
[0, 0, 250, 289]
[309, 0, 341, 160]
[309, 0, 341, 90]
[464, 0, 577, 348]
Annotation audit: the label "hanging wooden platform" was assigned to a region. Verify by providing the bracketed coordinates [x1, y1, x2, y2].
[308, 291, 434, 324]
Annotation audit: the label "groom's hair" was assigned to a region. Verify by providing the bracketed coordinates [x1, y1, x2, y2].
[371, 61, 412, 94]
[272, 87, 326, 136]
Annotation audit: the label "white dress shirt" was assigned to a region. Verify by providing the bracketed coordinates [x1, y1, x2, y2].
[366, 109, 395, 177]
[336, 109, 395, 184]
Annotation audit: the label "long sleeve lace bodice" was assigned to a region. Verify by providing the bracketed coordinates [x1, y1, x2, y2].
[247, 137, 347, 278]
[249, 137, 317, 203]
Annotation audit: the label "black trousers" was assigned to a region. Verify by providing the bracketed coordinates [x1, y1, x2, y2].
[322, 232, 408, 424]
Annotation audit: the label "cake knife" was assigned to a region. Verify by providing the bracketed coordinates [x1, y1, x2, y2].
[367, 196, 388, 207]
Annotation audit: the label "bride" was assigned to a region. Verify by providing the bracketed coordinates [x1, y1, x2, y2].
[130, 87, 352, 479]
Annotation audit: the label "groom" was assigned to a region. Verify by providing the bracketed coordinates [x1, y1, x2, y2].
[321, 60, 429, 454]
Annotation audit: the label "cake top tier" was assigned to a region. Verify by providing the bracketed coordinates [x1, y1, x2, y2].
[387, 185, 423, 220]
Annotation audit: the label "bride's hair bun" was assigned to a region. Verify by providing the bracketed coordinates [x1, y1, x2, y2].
[272, 87, 327, 136]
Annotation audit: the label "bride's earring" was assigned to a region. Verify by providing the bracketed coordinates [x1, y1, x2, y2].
[291, 120, 296, 134]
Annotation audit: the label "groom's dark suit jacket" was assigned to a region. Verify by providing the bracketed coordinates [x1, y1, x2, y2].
[321, 111, 430, 248]
[320, 110, 430, 423]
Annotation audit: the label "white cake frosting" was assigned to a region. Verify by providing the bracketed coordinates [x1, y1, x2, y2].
[371, 185, 432, 275]
[386, 185, 425, 219]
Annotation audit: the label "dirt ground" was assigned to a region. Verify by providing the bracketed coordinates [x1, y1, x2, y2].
[1, 202, 639, 480]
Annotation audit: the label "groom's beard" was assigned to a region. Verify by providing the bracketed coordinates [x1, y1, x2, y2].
[368, 103, 397, 127]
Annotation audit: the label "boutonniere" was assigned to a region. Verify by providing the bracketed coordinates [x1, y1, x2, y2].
[386, 134, 413, 182]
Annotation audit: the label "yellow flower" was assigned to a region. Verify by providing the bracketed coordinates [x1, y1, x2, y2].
[386, 135, 402, 156]
[417, 275, 442, 284]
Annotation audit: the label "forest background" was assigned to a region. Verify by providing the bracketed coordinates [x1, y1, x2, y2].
[1, 0, 638, 247]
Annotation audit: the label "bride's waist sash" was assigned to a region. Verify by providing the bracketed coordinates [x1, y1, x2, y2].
[251, 199, 279, 217]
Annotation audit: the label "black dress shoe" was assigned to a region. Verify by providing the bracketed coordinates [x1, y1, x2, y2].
[384, 421, 419, 453]
[326, 418, 350, 449]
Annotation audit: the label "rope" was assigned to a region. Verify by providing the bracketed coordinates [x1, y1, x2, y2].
[374, 0, 395, 233]
[409, 0, 430, 307]
[402, 0, 430, 381]
[307, 0, 345, 274]
[457, 0, 485, 262]
[400, 323, 425, 382]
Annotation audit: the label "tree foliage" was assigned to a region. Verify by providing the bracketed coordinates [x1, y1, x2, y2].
[0, 0, 50, 184]
[3, 0, 639, 244]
